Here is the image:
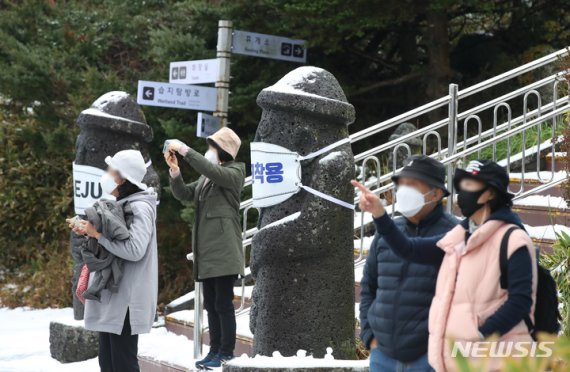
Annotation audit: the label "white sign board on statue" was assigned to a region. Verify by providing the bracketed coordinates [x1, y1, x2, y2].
[169, 59, 219, 85]
[197, 112, 221, 138]
[136, 80, 217, 111]
[72, 162, 115, 214]
[232, 30, 307, 63]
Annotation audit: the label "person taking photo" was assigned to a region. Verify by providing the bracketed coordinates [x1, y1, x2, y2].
[164, 127, 245, 369]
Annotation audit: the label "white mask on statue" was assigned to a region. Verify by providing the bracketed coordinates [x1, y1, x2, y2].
[100, 173, 119, 195]
[204, 149, 219, 164]
[395, 185, 434, 218]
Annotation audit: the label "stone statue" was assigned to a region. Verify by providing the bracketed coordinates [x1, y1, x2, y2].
[249, 67, 356, 359]
[71, 91, 160, 319]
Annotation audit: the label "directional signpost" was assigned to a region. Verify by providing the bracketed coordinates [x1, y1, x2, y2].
[196, 112, 221, 138]
[232, 30, 307, 63]
[169, 58, 219, 85]
[136, 80, 217, 111]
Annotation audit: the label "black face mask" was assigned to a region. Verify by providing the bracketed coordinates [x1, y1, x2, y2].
[457, 187, 488, 218]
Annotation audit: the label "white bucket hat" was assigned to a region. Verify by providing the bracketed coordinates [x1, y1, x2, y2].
[105, 149, 148, 190]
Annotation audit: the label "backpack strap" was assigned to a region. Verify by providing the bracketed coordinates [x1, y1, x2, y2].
[499, 225, 536, 337]
[499, 226, 518, 289]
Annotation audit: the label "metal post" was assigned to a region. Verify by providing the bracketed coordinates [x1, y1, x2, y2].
[193, 281, 203, 359]
[215, 20, 232, 127]
[447, 83, 458, 213]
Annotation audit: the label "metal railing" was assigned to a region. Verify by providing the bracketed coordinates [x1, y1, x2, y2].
[188, 47, 570, 351]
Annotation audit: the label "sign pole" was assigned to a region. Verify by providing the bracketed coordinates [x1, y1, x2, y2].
[215, 20, 232, 127]
[193, 278, 203, 360]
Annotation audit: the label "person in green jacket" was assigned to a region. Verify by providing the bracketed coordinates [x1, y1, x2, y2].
[164, 127, 245, 368]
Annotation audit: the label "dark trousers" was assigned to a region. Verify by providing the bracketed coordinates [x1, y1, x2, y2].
[98, 309, 140, 372]
[202, 274, 237, 355]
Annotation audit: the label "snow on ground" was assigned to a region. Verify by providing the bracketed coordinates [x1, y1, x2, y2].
[137, 327, 216, 371]
[0, 307, 220, 372]
[514, 194, 568, 208]
[0, 307, 98, 372]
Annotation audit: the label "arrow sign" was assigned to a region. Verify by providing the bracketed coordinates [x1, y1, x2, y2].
[137, 80, 217, 111]
[232, 30, 307, 63]
[170, 58, 220, 84]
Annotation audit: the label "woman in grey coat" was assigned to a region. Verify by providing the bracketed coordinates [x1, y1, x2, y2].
[69, 149, 158, 372]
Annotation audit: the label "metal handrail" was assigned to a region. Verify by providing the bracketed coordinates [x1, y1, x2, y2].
[238, 52, 569, 207]
[442, 105, 569, 165]
[346, 96, 569, 201]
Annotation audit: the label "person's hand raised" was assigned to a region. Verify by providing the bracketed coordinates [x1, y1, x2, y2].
[164, 151, 179, 173]
[351, 180, 385, 218]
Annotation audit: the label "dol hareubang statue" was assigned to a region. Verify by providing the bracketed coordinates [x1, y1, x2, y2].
[71, 91, 160, 319]
[249, 67, 356, 359]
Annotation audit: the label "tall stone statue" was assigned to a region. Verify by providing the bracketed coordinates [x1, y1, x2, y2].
[70, 91, 160, 320]
[249, 67, 356, 359]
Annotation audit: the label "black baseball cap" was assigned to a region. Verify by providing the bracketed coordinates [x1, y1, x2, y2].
[391, 155, 450, 196]
[453, 159, 514, 200]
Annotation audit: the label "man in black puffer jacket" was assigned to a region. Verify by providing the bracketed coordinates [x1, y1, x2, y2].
[359, 155, 459, 372]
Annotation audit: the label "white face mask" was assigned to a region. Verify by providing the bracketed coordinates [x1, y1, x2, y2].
[204, 149, 219, 164]
[100, 172, 119, 195]
[395, 185, 434, 218]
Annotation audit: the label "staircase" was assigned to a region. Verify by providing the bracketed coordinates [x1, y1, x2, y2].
[138, 47, 570, 371]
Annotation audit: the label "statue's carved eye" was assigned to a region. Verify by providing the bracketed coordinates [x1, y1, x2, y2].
[85, 138, 100, 152]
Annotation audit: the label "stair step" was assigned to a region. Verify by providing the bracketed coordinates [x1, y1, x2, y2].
[545, 152, 567, 172]
[513, 198, 569, 228]
[508, 171, 567, 197]
[165, 309, 254, 357]
[138, 356, 187, 372]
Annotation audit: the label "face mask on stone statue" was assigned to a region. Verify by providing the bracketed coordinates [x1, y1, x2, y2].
[250, 138, 354, 210]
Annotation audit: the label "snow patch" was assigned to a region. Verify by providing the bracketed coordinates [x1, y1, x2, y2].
[80, 108, 145, 125]
[319, 151, 343, 164]
[525, 224, 570, 241]
[508, 170, 567, 181]
[138, 327, 213, 370]
[228, 347, 369, 368]
[514, 195, 568, 209]
[263, 67, 325, 98]
[354, 236, 375, 252]
[91, 91, 130, 109]
[260, 212, 301, 230]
